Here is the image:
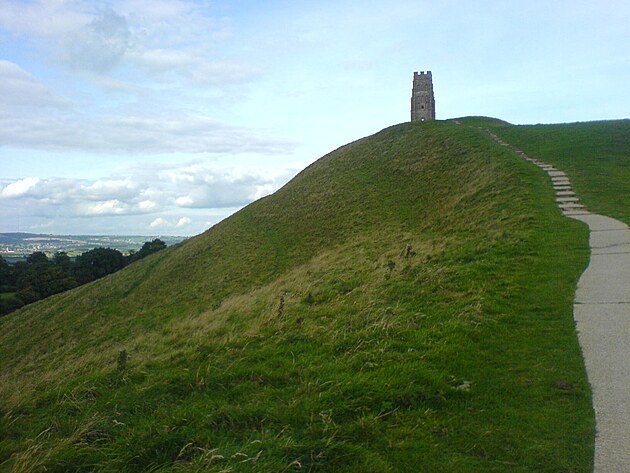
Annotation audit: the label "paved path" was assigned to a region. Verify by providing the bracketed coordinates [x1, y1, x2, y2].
[486, 131, 630, 472]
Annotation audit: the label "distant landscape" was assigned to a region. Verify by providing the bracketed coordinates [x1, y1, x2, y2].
[0, 232, 187, 262]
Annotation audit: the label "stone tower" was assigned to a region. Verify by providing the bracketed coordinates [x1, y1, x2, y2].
[410, 71, 435, 122]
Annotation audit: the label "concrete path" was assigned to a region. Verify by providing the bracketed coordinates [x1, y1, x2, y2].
[486, 130, 630, 472]
[572, 213, 630, 473]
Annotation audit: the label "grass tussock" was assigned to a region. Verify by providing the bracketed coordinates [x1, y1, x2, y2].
[0, 120, 601, 471]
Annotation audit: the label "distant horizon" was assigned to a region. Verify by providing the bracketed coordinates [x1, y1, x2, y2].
[0, 233, 188, 259]
[0, 230, 193, 238]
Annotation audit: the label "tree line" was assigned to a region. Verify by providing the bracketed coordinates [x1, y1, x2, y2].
[0, 239, 167, 316]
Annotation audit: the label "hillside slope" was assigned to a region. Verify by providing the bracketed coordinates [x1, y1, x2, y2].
[1, 120, 594, 472]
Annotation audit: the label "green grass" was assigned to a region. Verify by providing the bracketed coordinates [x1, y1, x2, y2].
[0, 120, 597, 472]
[461, 117, 630, 225]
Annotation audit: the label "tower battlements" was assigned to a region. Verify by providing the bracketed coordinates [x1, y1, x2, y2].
[411, 70, 435, 122]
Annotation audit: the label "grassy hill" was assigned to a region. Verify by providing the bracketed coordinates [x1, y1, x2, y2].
[0, 119, 608, 472]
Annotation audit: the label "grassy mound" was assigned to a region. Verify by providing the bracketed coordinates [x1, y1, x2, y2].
[1, 120, 593, 472]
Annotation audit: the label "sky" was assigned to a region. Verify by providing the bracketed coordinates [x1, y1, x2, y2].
[1, 0, 628, 236]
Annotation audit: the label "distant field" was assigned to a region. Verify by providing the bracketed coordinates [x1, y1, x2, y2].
[0, 233, 187, 258]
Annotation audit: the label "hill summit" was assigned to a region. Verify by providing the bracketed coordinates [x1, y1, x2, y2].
[1, 119, 596, 471]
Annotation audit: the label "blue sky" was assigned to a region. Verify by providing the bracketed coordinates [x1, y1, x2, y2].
[1, 0, 628, 236]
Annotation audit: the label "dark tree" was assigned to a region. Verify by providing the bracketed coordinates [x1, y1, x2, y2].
[10, 262, 29, 287]
[15, 285, 39, 305]
[26, 251, 49, 264]
[0, 255, 13, 291]
[17, 263, 77, 300]
[52, 251, 73, 273]
[73, 247, 126, 284]
[128, 238, 167, 263]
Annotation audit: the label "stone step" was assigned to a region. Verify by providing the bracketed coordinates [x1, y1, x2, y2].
[556, 196, 580, 203]
[556, 190, 576, 197]
[548, 170, 567, 177]
[559, 202, 586, 210]
[562, 209, 590, 216]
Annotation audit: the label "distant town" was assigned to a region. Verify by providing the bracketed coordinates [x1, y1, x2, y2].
[0, 232, 187, 262]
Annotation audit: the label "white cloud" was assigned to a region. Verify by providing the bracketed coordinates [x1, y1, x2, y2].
[0, 0, 248, 86]
[117, 0, 191, 21]
[60, 9, 130, 73]
[252, 183, 279, 200]
[129, 48, 194, 73]
[0, 0, 91, 38]
[175, 216, 191, 227]
[149, 217, 169, 228]
[0, 60, 68, 109]
[149, 216, 192, 231]
[80, 178, 136, 200]
[0, 177, 41, 198]
[189, 60, 258, 86]
[114, 0, 224, 45]
[0, 160, 301, 225]
[0, 112, 296, 155]
[129, 48, 258, 85]
[83, 199, 128, 216]
[138, 200, 157, 210]
[175, 196, 194, 206]
[0, 2, 282, 161]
